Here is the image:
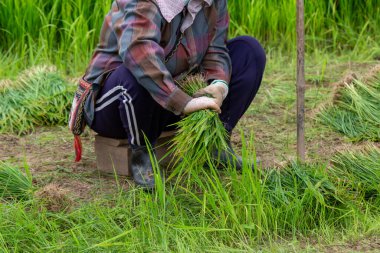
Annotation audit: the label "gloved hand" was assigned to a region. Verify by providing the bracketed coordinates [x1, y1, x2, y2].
[193, 81, 229, 107]
[182, 97, 221, 115]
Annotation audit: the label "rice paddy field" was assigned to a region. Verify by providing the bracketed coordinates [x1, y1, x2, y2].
[1, 0, 380, 252]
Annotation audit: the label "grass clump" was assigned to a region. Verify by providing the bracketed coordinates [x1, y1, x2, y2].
[265, 162, 343, 207]
[168, 75, 229, 176]
[0, 66, 75, 135]
[0, 162, 33, 201]
[319, 75, 380, 141]
[330, 146, 380, 204]
[260, 162, 351, 236]
[2, 147, 379, 251]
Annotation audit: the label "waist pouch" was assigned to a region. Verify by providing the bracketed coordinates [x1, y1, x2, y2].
[68, 71, 114, 161]
[68, 78, 96, 162]
[68, 78, 93, 136]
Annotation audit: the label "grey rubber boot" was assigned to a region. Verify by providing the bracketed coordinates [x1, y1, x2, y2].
[130, 146, 155, 190]
[212, 141, 243, 170]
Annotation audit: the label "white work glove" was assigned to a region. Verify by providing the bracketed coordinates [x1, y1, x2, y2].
[193, 80, 229, 107]
[183, 97, 221, 115]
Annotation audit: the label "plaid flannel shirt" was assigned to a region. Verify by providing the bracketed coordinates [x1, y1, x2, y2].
[84, 0, 231, 115]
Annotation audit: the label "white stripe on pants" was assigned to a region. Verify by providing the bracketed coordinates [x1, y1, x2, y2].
[94, 86, 141, 146]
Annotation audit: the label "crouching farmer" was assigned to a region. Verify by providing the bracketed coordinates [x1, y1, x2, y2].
[69, 0, 266, 189]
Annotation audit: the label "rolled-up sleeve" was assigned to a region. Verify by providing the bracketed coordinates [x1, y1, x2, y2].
[200, 0, 232, 84]
[113, 0, 192, 115]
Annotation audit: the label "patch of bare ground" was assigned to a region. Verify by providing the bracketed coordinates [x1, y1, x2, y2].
[34, 183, 73, 212]
[320, 237, 380, 253]
[231, 61, 380, 168]
[0, 127, 132, 201]
[253, 124, 380, 170]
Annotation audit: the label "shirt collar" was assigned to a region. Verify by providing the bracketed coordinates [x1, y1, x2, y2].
[155, 0, 213, 30]
[182, 0, 213, 32]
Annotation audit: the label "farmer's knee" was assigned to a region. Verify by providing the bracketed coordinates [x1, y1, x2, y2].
[228, 36, 266, 96]
[229, 36, 266, 71]
[110, 65, 136, 87]
[235, 36, 266, 71]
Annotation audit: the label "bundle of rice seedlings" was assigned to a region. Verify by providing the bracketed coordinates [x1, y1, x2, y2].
[167, 75, 229, 176]
[0, 162, 33, 200]
[329, 146, 380, 202]
[0, 66, 57, 94]
[264, 162, 343, 208]
[261, 163, 354, 234]
[0, 79, 13, 93]
[0, 66, 75, 134]
[319, 76, 380, 141]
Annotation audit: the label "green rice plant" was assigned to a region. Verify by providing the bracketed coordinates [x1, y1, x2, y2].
[264, 162, 343, 207]
[228, 0, 380, 54]
[167, 75, 229, 180]
[0, 66, 75, 134]
[319, 76, 380, 141]
[1, 0, 380, 77]
[166, 128, 357, 240]
[0, 162, 33, 200]
[0, 140, 379, 251]
[329, 146, 380, 205]
[261, 162, 352, 235]
[0, 0, 110, 76]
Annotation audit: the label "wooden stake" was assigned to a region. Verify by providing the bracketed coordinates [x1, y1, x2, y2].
[296, 0, 306, 161]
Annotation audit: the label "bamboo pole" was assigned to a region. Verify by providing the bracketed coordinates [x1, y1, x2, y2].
[296, 0, 306, 161]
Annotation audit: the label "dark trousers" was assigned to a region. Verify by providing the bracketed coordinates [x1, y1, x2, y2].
[91, 36, 266, 147]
